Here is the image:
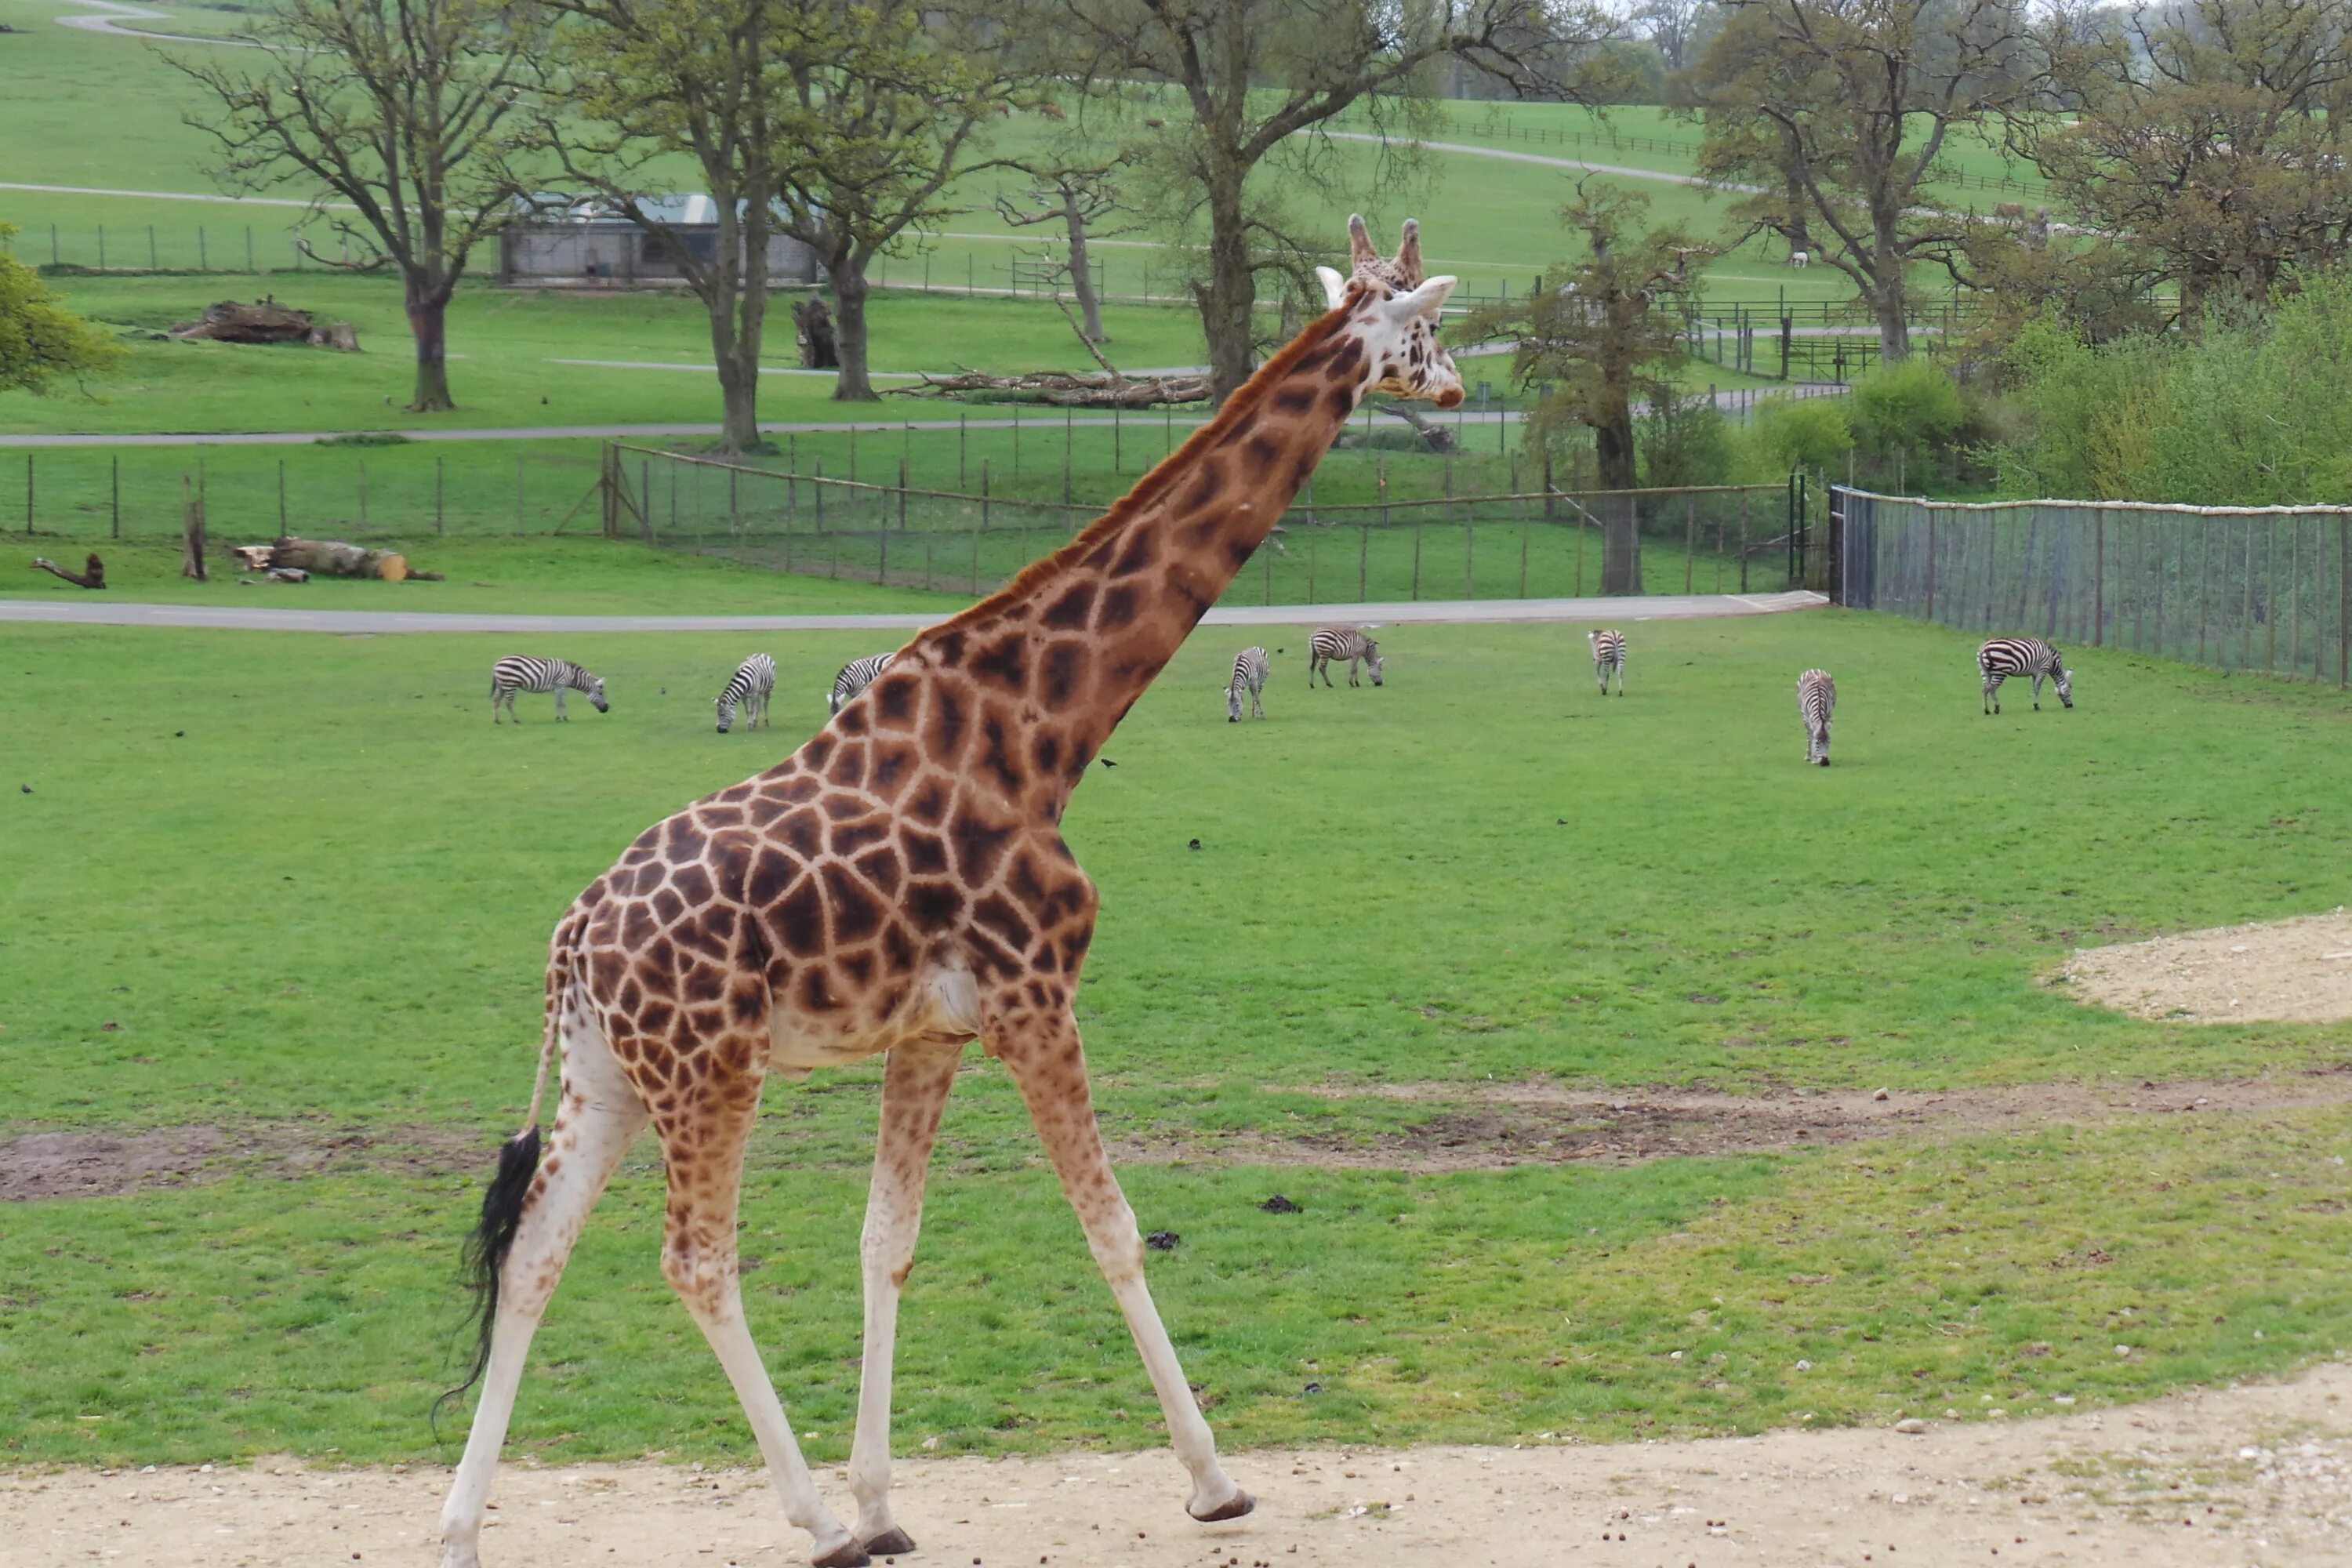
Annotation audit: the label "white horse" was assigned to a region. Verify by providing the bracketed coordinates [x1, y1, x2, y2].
[1788, 249, 1809, 270]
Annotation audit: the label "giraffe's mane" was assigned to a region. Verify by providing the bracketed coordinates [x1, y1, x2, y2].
[922, 292, 1363, 639]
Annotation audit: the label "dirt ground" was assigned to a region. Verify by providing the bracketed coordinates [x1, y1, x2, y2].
[8, 1360, 2348, 1568]
[2057, 908, 2352, 1024]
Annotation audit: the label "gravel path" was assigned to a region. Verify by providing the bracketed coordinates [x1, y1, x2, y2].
[0, 590, 1826, 635]
[7, 1359, 2346, 1567]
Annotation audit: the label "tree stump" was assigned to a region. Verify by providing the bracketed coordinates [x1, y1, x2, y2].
[794, 296, 840, 369]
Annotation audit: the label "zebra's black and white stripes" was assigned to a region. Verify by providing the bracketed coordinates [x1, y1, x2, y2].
[1977, 637, 2072, 714]
[1226, 647, 1269, 721]
[489, 656, 608, 724]
[1798, 669, 1835, 766]
[1588, 629, 1626, 695]
[1308, 626, 1383, 688]
[829, 652, 897, 715]
[714, 654, 775, 734]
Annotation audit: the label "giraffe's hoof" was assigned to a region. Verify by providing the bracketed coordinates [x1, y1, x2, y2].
[811, 1541, 872, 1568]
[1188, 1489, 1256, 1523]
[860, 1526, 918, 1556]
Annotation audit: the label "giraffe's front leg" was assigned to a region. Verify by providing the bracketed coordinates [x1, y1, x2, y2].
[848, 1042, 963, 1555]
[990, 990, 1252, 1526]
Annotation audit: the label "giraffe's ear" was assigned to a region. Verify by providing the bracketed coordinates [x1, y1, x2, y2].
[1347, 213, 1377, 268]
[1387, 274, 1457, 321]
[1314, 266, 1348, 310]
[1395, 219, 1423, 286]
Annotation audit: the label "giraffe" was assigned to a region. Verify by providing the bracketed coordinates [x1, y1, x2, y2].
[434, 216, 1465, 1568]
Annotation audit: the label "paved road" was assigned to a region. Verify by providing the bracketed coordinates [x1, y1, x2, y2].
[1319, 129, 1762, 194]
[0, 590, 1826, 636]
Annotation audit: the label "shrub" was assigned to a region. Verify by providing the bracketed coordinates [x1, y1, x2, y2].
[1751, 392, 1852, 473]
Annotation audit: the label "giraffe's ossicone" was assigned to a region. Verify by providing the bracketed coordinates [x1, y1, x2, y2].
[436, 217, 1465, 1568]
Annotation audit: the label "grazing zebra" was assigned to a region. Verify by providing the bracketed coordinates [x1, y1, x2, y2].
[1977, 636, 2072, 714]
[1308, 626, 1383, 688]
[489, 656, 608, 724]
[828, 651, 897, 715]
[1798, 668, 1836, 766]
[1588, 629, 1627, 695]
[713, 653, 775, 734]
[1225, 646, 1269, 722]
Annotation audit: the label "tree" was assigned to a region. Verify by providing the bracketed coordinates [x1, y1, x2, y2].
[771, 1, 1033, 402]
[536, 0, 808, 452]
[0, 227, 125, 397]
[172, 0, 540, 412]
[2023, 0, 2352, 326]
[1632, 0, 1709, 74]
[1060, 0, 1617, 404]
[996, 148, 1135, 345]
[1692, 0, 2036, 360]
[1461, 183, 1707, 590]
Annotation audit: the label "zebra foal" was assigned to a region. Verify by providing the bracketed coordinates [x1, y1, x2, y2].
[1225, 647, 1269, 721]
[1587, 629, 1626, 695]
[489, 656, 608, 724]
[1798, 669, 1835, 766]
[828, 652, 897, 715]
[1977, 637, 2072, 714]
[1308, 626, 1383, 688]
[714, 654, 776, 734]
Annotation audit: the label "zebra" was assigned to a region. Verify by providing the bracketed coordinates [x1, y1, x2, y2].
[828, 652, 897, 715]
[1308, 626, 1383, 688]
[1798, 668, 1835, 766]
[713, 653, 775, 734]
[1225, 646, 1269, 721]
[1977, 636, 2072, 714]
[1588, 629, 1626, 695]
[489, 656, 608, 724]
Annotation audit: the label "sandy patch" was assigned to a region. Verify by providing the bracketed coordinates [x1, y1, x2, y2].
[2056, 909, 2352, 1023]
[7, 1361, 2349, 1567]
[1115, 1073, 2352, 1171]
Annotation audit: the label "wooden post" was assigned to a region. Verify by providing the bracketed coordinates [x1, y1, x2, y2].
[642, 459, 653, 540]
[898, 456, 909, 532]
[179, 474, 207, 581]
[1683, 492, 1696, 595]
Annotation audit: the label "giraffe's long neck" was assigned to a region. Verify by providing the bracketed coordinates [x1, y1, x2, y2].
[919, 310, 1373, 804]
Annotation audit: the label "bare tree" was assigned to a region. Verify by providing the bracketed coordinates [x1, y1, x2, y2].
[172, 0, 540, 412]
[996, 151, 1135, 344]
[1693, 0, 2037, 360]
[535, 0, 808, 452]
[1058, 0, 1617, 403]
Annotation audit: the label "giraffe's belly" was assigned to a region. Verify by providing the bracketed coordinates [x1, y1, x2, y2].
[766, 956, 983, 1079]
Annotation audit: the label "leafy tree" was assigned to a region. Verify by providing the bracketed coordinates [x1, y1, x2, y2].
[1058, 0, 1617, 404]
[535, 0, 811, 451]
[172, 0, 542, 412]
[0, 227, 125, 397]
[1692, 0, 2035, 360]
[2023, 0, 2352, 326]
[771, 1, 1033, 401]
[1461, 182, 1708, 589]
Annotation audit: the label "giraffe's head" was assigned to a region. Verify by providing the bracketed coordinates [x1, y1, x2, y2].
[1315, 216, 1464, 409]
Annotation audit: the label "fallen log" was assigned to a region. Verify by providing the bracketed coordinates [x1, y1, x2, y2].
[266, 536, 409, 581]
[30, 554, 106, 590]
[888, 367, 1210, 407]
[170, 298, 360, 351]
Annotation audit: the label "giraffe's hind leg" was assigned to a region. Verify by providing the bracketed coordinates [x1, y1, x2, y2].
[437, 1014, 648, 1568]
[653, 1061, 864, 1566]
[989, 987, 1251, 1525]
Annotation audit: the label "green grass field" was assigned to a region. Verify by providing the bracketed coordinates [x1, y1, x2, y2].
[5, 605, 2350, 1468]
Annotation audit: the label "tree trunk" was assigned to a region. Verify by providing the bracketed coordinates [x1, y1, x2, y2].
[832, 269, 877, 401]
[268, 536, 409, 580]
[1869, 215, 1911, 361]
[1065, 194, 1105, 343]
[1593, 397, 1642, 594]
[1198, 174, 1257, 405]
[180, 477, 207, 582]
[405, 284, 455, 413]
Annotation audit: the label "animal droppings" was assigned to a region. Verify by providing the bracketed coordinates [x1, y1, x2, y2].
[1259, 1194, 1301, 1214]
[1145, 1229, 1181, 1250]
[1187, 837, 1202, 850]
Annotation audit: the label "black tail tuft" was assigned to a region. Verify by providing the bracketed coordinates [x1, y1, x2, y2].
[434, 1124, 542, 1432]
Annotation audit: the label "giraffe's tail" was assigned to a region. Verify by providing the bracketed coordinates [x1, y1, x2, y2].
[434, 931, 569, 1430]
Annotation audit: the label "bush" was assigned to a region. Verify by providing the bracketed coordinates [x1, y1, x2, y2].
[1638, 391, 1734, 487]
[1751, 392, 1852, 473]
[1847, 358, 1967, 464]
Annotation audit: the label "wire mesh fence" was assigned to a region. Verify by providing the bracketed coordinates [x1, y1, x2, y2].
[615, 444, 1795, 604]
[1833, 486, 2352, 685]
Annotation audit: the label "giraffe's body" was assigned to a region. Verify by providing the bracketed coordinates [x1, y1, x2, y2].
[437, 218, 1465, 1568]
